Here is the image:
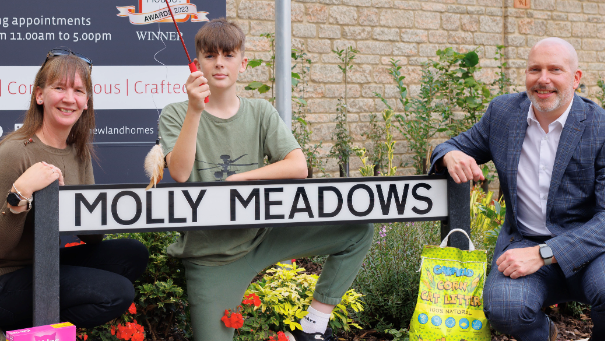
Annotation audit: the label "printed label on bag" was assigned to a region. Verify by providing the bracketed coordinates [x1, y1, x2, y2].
[409, 246, 490, 341]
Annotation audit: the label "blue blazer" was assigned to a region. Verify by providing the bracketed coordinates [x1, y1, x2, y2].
[431, 92, 605, 278]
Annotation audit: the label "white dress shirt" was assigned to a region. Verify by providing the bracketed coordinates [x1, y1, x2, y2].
[516, 99, 573, 236]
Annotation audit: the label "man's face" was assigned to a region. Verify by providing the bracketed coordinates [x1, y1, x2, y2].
[195, 48, 247, 90]
[525, 43, 581, 115]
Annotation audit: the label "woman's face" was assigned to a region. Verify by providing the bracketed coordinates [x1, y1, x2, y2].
[35, 72, 88, 131]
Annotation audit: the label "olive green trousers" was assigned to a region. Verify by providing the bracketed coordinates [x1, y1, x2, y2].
[183, 223, 374, 341]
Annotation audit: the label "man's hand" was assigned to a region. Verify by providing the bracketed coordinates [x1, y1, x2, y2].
[496, 246, 548, 279]
[442, 150, 484, 184]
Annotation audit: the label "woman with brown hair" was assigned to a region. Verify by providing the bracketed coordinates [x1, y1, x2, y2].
[0, 49, 148, 333]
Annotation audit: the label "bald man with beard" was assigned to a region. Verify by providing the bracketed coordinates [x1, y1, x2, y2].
[430, 37, 605, 340]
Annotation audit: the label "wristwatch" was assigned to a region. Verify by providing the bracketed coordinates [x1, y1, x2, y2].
[7, 191, 31, 210]
[539, 244, 554, 266]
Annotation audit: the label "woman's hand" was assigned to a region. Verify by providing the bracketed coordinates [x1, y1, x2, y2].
[13, 162, 63, 199]
[42, 162, 65, 186]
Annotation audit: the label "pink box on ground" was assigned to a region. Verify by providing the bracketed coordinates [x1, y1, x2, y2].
[6, 322, 75, 341]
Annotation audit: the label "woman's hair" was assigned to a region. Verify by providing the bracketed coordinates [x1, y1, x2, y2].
[0, 54, 95, 161]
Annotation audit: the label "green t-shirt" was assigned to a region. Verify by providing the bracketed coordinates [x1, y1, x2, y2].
[158, 97, 301, 265]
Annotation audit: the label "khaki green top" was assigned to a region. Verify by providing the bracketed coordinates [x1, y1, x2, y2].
[158, 97, 301, 265]
[0, 134, 94, 277]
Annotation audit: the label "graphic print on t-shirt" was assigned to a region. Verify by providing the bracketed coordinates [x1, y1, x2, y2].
[197, 154, 258, 181]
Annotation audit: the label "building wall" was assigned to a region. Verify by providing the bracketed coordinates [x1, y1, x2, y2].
[228, 0, 605, 177]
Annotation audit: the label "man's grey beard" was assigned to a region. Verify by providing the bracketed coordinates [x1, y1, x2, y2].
[528, 81, 574, 113]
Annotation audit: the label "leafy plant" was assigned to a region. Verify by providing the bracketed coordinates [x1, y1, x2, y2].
[597, 79, 605, 108]
[80, 304, 146, 341]
[378, 59, 446, 174]
[226, 294, 283, 341]
[353, 147, 375, 177]
[232, 262, 363, 340]
[105, 232, 191, 340]
[352, 222, 441, 330]
[431, 47, 492, 138]
[381, 109, 397, 176]
[385, 328, 410, 341]
[492, 45, 514, 97]
[469, 186, 506, 271]
[329, 46, 358, 177]
[403, 64, 443, 174]
[362, 113, 387, 175]
[245, 33, 275, 102]
[355, 109, 397, 177]
[291, 47, 323, 176]
[245, 36, 323, 176]
[330, 99, 354, 177]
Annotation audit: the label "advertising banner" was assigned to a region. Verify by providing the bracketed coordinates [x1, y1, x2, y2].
[0, 0, 226, 184]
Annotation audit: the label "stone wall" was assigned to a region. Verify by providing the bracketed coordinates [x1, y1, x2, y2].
[228, 0, 605, 177]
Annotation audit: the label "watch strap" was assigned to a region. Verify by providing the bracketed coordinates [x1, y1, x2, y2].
[6, 192, 30, 213]
[11, 184, 33, 209]
[539, 243, 553, 266]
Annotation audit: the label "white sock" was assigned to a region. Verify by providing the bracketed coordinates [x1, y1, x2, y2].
[300, 306, 330, 334]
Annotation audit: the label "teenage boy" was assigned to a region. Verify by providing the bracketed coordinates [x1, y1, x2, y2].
[158, 18, 374, 341]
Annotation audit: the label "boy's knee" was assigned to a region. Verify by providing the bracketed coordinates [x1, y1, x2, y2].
[353, 223, 374, 247]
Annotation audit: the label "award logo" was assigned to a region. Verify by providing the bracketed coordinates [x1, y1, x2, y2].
[117, 0, 209, 25]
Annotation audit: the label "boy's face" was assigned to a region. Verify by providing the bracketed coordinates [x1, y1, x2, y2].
[194, 48, 248, 91]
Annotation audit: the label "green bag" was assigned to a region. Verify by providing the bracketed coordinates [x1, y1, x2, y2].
[409, 229, 490, 341]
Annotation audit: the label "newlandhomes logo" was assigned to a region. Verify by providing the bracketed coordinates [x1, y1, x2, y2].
[117, 0, 209, 25]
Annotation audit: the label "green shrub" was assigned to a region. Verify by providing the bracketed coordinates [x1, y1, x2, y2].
[469, 186, 506, 271]
[352, 221, 441, 330]
[597, 79, 605, 108]
[329, 46, 358, 177]
[233, 262, 364, 340]
[107, 232, 192, 340]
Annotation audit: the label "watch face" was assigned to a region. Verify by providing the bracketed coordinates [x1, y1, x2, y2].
[7, 192, 21, 206]
[540, 245, 553, 259]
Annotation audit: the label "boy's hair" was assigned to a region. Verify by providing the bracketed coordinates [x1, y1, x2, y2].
[195, 18, 245, 57]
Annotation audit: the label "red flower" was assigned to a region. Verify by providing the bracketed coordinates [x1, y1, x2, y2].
[116, 324, 130, 340]
[131, 331, 144, 341]
[115, 322, 145, 341]
[128, 302, 137, 314]
[277, 331, 289, 341]
[268, 332, 289, 341]
[111, 326, 116, 336]
[231, 313, 244, 328]
[242, 293, 261, 307]
[65, 241, 86, 248]
[221, 309, 244, 329]
[83, 335, 88, 341]
[221, 310, 231, 327]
